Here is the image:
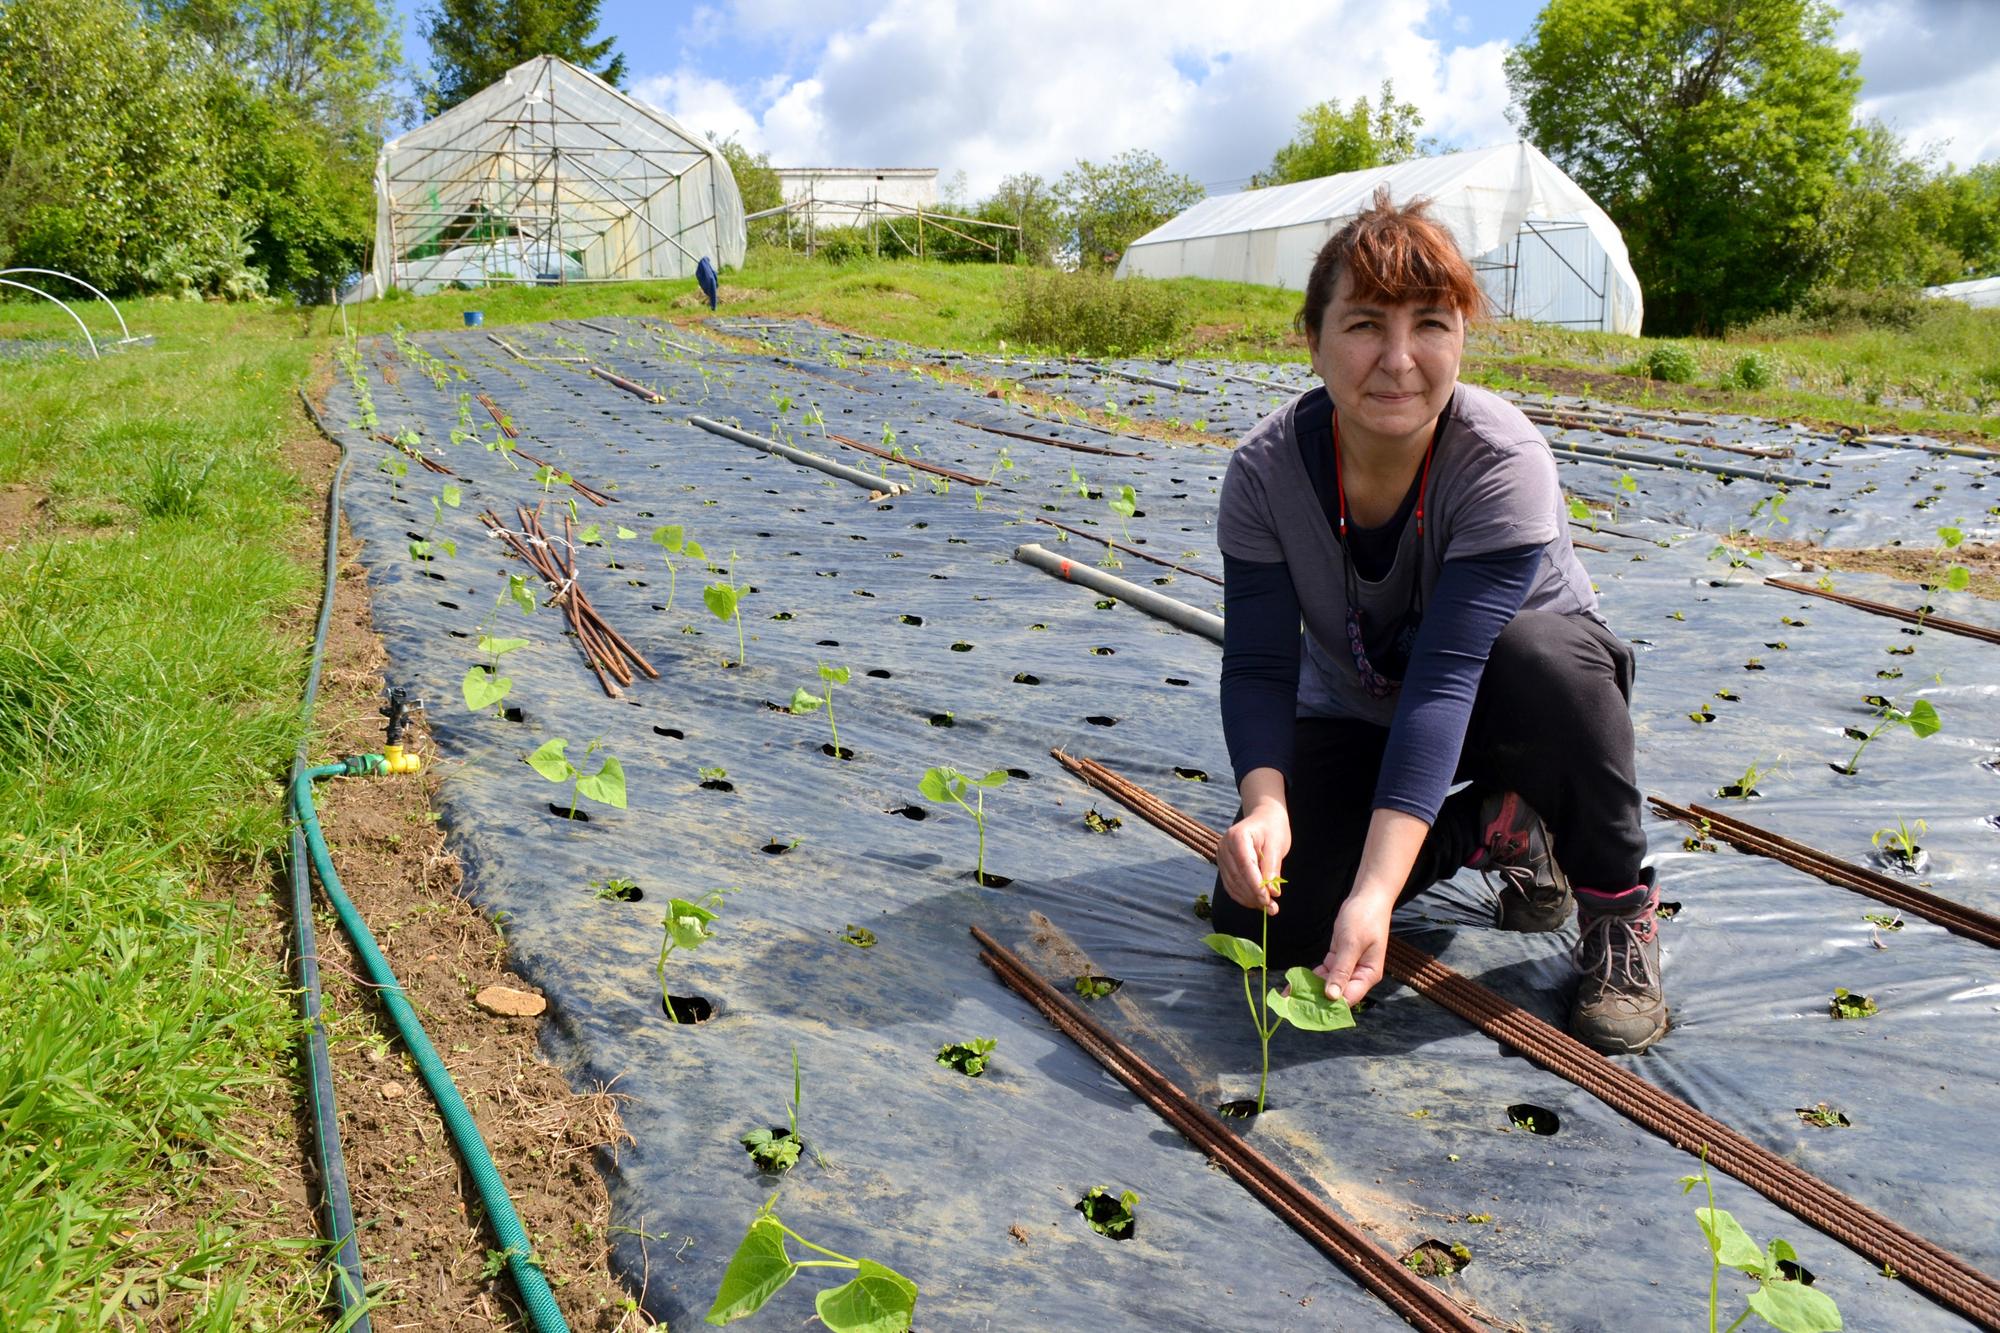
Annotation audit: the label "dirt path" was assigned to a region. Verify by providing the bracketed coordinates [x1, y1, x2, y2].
[239, 395, 653, 1330]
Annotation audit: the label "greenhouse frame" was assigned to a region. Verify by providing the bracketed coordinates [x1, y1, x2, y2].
[368, 55, 746, 297]
[1117, 141, 1645, 335]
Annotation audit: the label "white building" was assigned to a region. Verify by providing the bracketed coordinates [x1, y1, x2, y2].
[1117, 142, 1645, 336]
[773, 168, 939, 230]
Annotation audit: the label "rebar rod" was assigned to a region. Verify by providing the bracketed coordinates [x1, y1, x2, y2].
[950, 418, 1149, 458]
[1764, 576, 2000, 646]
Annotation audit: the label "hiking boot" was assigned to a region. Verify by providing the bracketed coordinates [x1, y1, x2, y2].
[1466, 789, 1572, 933]
[1571, 871, 1669, 1054]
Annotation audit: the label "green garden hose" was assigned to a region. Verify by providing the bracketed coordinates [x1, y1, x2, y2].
[291, 761, 569, 1333]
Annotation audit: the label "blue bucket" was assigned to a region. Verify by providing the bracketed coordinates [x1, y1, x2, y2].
[463, 310, 484, 327]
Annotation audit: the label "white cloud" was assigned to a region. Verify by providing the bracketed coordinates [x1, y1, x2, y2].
[628, 69, 764, 149]
[630, 0, 1520, 196]
[1838, 0, 2000, 167]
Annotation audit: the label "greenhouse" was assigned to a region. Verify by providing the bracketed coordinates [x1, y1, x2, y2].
[1118, 141, 1645, 335]
[367, 55, 745, 297]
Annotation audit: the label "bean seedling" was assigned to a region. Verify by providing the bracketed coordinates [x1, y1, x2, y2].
[649, 524, 706, 614]
[789, 663, 851, 757]
[936, 1038, 996, 1077]
[1831, 695, 1940, 776]
[1681, 1149, 1842, 1332]
[703, 1195, 917, 1330]
[462, 574, 536, 715]
[526, 736, 628, 821]
[659, 888, 732, 1024]
[1203, 880, 1355, 1116]
[411, 482, 462, 561]
[741, 1046, 808, 1174]
[918, 766, 1009, 884]
[704, 552, 747, 666]
[1075, 1186, 1139, 1239]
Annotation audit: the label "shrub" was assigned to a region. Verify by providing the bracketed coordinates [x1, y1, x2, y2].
[997, 269, 1189, 356]
[1729, 351, 1775, 391]
[812, 226, 871, 264]
[1797, 285, 1930, 332]
[1643, 343, 1699, 383]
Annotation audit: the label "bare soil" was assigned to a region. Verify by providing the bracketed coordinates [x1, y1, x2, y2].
[228, 400, 652, 1329]
[1723, 534, 2000, 601]
[0, 481, 46, 552]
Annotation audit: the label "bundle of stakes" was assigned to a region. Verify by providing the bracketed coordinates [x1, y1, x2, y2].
[475, 393, 616, 506]
[479, 505, 658, 698]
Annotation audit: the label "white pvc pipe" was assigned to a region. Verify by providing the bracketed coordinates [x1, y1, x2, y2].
[0, 279, 99, 359]
[0, 268, 131, 342]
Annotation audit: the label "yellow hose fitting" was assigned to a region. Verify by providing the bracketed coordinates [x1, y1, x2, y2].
[382, 743, 423, 775]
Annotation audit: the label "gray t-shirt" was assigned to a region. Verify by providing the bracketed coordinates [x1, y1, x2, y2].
[1216, 382, 1600, 727]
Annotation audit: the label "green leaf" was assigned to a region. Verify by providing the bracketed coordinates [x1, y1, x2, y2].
[1746, 1278, 1843, 1333]
[1938, 526, 1964, 548]
[971, 769, 1011, 788]
[790, 687, 825, 715]
[1697, 1207, 1765, 1272]
[616, 525, 638, 540]
[508, 575, 537, 616]
[1203, 933, 1266, 973]
[820, 663, 851, 685]
[704, 583, 741, 620]
[440, 538, 457, 558]
[652, 524, 685, 553]
[703, 1216, 796, 1325]
[684, 538, 709, 563]
[664, 898, 719, 950]
[1266, 968, 1357, 1032]
[1902, 698, 1941, 738]
[575, 756, 627, 809]
[1109, 484, 1137, 518]
[1567, 497, 1592, 521]
[462, 666, 511, 712]
[526, 738, 573, 783]
[478, 635, 529, 658]
[1944, 565, 1971, 591]
[578, 524, 602, 544]
[917, 767, 957, 803]
[814, 1259, 918, 1333]
[441, 484, 462, 507]
[409, 539, 431, 559]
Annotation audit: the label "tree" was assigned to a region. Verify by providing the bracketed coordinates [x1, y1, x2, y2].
[0, 0, 248, 294]
[1054, 150, 1204, 269]
[1507, 0, 1860, 333]
[1817, 122, 1962, 292]
[1252, 81, 1431, 187]
[422, 0, 624, 114]
[979, 172, 1062, 265]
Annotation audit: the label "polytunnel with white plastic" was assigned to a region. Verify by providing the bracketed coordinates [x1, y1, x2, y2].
[1117, 141, 1645, 335]
[367, 55, 746, 298]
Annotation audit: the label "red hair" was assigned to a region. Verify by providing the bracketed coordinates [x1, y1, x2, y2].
[1297, 188, 1485, 343]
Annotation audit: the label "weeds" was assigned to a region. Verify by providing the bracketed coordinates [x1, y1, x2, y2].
[936, 1038, 997, 1077]
[1075, 1186, 1139, 1239]
[741, 1047, 809, 1174]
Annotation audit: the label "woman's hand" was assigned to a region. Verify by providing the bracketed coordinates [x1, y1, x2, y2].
[1316, 887, 1394, 1005]
[1219, 774, 1290, 915]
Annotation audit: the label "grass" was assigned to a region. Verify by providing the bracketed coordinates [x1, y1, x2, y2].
[0, 300, 339, 1328]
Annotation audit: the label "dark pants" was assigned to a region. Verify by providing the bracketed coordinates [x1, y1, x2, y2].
[1211, 610, 1644, 972]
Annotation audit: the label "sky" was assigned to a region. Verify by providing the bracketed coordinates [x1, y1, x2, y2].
[388, 0, 2000, 196]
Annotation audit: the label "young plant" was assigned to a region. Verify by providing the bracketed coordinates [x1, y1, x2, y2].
[411, 482, 462, 561]
[1716, 758, 1776, 800]
[1832, 696, 1940, 776]
[649, 524, 706, 613]
[1829, 988, 1876, 1019]
[789, 663, 851, 757]
[526, 736, 628, 821]
[741, 1046, 807, 1173]
[918, 766, 1009, 883]
[936, 1038, 996, 1077]
[1872, 817, 1926, 868]
[704, 552, 747, 666]
[1681, 1149, 1842, 1333]
[377, 451, 408, 499]
[1108, 484, 1137, 546]
[462, 574, 536, 715]
[1917, 525, 1972, 630]
[659, 888, 731, 1023]
[1203, 880, 1355, 1116]
[703, 1196, 917, 1330]
[1075, 1186, 1139, 1239]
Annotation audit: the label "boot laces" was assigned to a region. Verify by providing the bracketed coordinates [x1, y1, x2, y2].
[1577, 902, 1659, 991]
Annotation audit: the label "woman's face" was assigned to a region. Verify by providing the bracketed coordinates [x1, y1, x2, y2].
[1310, 270, 1466, 451]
